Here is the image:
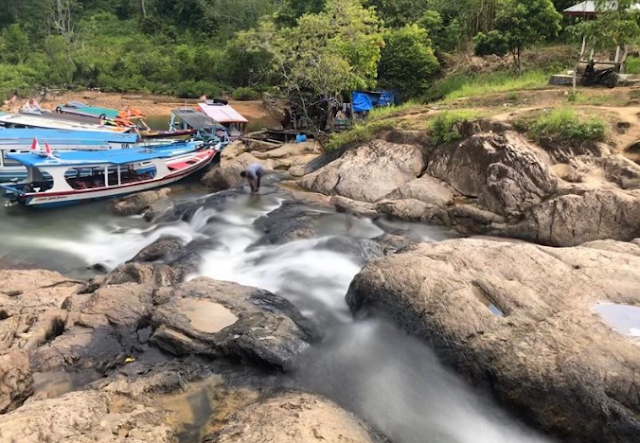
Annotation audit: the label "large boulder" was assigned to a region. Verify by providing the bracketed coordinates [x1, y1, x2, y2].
[507, 188, 640, 246]
[384, 175, 457, 207]
[150, 278, 316, 370]
[0, 390, 174, 442]
[209, 391, 388, 443]
[427, 131, 558, 215]
[109, 188, 172, 216]
[300, 140, 427, 202]
[0, 352, 33, 413]
[201, 152, 272, 191]
[347, 238, 640, 443]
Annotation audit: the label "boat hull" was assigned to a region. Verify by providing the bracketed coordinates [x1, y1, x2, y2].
[9, 149, 216, 208]
[140, 129, 195, 140]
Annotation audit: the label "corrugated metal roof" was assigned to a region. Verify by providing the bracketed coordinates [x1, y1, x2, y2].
[564, 1, 640, 14]
[198, 103, 249, 124]
[171, 108, 220, 130]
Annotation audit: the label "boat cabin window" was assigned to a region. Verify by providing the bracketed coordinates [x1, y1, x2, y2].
[64, 163, 157, 190]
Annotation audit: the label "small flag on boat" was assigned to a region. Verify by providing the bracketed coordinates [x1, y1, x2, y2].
[31, 138, 40, 152]
[44, 142, 53, 157]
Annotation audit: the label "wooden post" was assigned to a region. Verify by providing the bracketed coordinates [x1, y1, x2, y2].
[573, 36, 587, 92]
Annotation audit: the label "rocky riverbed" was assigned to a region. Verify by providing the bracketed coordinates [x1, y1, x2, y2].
[1, 125, 639, 442]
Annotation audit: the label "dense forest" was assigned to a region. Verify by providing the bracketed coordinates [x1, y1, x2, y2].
[0, 0, 637, 104]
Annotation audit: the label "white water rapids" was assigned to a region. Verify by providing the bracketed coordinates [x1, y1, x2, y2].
[0, 190, 552, 443]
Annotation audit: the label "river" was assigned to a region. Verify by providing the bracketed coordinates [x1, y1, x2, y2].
[0, 180, 552, 443]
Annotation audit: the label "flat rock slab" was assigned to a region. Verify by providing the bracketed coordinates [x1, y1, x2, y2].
[210, 391, 388, 443]
[347, 238, 640, 443]
[0, 390, 173, 442]
[151, 278, 317, 370]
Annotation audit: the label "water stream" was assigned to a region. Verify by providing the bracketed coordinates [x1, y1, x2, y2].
[0, 184, 551, 443]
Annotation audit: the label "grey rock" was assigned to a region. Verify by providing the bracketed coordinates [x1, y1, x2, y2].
[150, 278, 316, 370]
[347, 238, 640, 443]
[109, 188, 172, 216]
[300, 140, 427, 202]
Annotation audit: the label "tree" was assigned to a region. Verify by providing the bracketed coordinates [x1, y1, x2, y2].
[473, 0, 562, 71]
[2, 24, 29, 63]
[244, 0, 383, 130]
[378, 25, 440, 96]
[418, 10, 463, 53]
[365, 0, 430, 27]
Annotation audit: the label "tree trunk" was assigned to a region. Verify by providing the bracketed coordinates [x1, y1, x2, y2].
[141, 0, 147, 18]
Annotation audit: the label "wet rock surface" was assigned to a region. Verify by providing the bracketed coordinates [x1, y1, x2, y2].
[109, 188, 172, 216]
[347, 238, 640, 443]
[151, 278, 317, 370]
[201, 140, 323, 191]
[209, 391, 389, 443]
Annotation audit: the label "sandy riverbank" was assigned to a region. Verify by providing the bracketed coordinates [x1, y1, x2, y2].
[2, 90, 277, 123]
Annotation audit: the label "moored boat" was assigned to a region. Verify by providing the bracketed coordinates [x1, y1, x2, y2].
[0, 142, 217, 208]
[0, 112, 132, 133]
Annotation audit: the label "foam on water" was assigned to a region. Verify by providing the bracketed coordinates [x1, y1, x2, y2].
[2, 190, 551, 442]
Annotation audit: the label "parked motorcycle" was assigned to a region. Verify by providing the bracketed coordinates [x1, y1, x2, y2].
[581, 60, 618, 88]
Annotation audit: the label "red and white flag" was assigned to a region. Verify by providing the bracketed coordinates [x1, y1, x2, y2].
[44, 143, 53, 157]
[31, 138, 40, 152]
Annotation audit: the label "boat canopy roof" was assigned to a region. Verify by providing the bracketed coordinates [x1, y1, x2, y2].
[0, 128, 138, 143]
[60, 102, 119, 120]
[198, 103, 248, 124]
[7, 143, 199, 167]
[172, 108, 222, 130]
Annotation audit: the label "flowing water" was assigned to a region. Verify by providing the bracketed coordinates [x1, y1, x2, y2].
[0, 183, 552, 443]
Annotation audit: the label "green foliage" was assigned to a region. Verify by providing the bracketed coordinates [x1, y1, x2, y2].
[626, 56, 640, 74]
[568, 1, 640, 55]
[232, 87, 260, 101]
[326, 121, 394, 150]
[473, 30, 510, 57]
[2, 24, 29, 64]
[427, 110, 480, 145]
[528, 109, 607, 142]
[366, 0, 430, 27]
[418, 10, 462, 53]
[425, 70, 549, 101]
[378, 25, 440, 97]
[473, 0, 562, 69]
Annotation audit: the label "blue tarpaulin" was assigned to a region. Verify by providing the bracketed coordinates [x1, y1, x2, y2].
[351, 90, 396, 112]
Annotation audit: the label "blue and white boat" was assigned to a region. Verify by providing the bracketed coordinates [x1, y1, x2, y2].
[1, 142, 217, 208]
[0, 129, 141, 181]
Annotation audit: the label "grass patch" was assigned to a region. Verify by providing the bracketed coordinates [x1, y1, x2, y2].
[527, 108, 607, 142]
[626, 56, 640, 75]
[425, 70, 550, 102]
[326, 121, 395, 151]
[565, 90, 621, 106]
[427, 110, 480, 145]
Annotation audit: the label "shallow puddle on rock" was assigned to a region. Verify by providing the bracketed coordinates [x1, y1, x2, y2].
[155, 377, 221, 443]
[179, 299, 238, 333]
[33, 370, 102, 398]
[472, 286, 505, 317]
[595, 303, 640, 338]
